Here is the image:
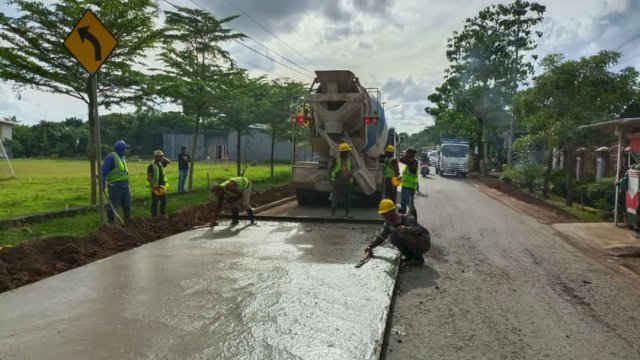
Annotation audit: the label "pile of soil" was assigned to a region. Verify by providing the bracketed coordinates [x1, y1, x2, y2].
[471, 175, 579, 223]
[0, 184, 293, 293]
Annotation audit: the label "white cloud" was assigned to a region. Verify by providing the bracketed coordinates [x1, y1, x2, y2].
[1, 0, 639, 133]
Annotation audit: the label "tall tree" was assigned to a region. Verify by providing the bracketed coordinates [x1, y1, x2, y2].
[262, 79, 305, 177]
[426, 0, 545, 172]
[214, 70, 269, 176]
[152, 5, 244, 190]
[0, 0, 164, 204]
[516, 52, 638, 205]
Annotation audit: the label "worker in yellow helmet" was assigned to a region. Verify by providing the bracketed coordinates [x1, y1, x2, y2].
[145, 150, 171, 218]
[382, 144, 400, 203]
[329, 142, 354, 218]
[364, 199, 431, 267]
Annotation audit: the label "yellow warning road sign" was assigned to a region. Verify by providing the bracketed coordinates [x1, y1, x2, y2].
[63, 9, 118, 75]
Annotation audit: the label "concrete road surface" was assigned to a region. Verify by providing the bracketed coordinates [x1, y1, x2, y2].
[0, 221, 398, 360]
[382, 171, 640, 359]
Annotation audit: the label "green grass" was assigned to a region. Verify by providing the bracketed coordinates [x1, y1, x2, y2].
[0, 159, 291, 247]
[545, 194, 603, 222]
[0, 159, 290, 218]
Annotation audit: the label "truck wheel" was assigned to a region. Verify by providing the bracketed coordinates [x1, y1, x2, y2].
[296, 189, 315, 206]
[362, 191, 382, 207]
[460, 172, 467, 178]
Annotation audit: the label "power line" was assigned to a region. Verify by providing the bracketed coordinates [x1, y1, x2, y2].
[186, 0, 315, 79]
[613, 32, 640, 51]
[222, 0, 319, 69]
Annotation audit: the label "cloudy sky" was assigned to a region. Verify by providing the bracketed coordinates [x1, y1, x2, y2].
[1, 0, 639, 133]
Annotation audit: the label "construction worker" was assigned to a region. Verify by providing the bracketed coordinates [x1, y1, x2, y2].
[382, 144, 400, 203]
[145, 150, 171, 218]
[210, 176, 255, 227]
[399, 148, 419, 217]
[365, 199, 431, 266]
[177, 146, 190, 193]
[329, 142, 354, 218]
[101, 140, 131, 224]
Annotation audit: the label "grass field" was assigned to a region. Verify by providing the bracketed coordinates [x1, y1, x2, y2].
[0, 159, 291, 246]
[0, 159, 291, 219]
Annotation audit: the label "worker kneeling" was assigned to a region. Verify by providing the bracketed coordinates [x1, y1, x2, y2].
[210, 176, 255, 227]
[365, 199, 431, 266]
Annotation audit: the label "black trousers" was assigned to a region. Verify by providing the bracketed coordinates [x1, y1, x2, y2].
[151, 193, 166, 216]
[384, 177, 398, 203]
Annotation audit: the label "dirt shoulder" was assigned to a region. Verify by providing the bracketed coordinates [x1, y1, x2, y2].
[470, 175, 578, 224]
[470, 175, 640, 279]
[0, 184, 293, 293]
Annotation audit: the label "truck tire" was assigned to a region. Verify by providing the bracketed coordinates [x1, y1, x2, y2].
[460, 172, 467, 178]
[296, 189, 315, 206]
[362, 191, 382, 207]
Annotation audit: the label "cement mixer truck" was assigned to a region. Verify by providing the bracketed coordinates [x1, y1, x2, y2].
[291, 70, 394, 205]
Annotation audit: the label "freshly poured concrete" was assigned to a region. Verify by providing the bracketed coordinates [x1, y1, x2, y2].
[0, 221, 398, 360]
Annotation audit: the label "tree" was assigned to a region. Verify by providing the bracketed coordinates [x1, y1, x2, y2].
[0, 0, 163, 204]
[214, 70, 269, 176]
[426, 0, 545, 172]
[516, 51, 639, 205]
[152, 4, 244, 190]
[262, 79, 306, 177]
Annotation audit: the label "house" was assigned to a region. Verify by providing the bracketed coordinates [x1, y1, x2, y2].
[163, 126, 312, 162]
[0, 118, 15, 158]
[0, 118, 13, 142]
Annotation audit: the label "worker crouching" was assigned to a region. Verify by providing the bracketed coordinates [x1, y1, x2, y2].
[210, 176, 256, 227]
[365, 199, 431, 266]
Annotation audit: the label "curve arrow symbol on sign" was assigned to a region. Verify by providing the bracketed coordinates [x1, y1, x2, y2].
[77, 26, 102, 61]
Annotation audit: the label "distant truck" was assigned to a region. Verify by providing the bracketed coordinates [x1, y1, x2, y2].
[290, 70, 394, 205]
[436, 138, 470, 178]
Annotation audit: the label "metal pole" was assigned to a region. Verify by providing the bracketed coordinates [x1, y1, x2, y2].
[0, 139, 14, 177]
[92, 74, 105, 227]
[614, 126, 622, 226]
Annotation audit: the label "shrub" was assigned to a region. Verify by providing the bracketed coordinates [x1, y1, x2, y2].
[574, 177, 616, 218]
[503, 163, 543, 191]
[549, 168, 568, 197]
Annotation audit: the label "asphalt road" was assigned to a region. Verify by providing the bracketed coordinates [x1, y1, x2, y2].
[382, 171, 640, 359]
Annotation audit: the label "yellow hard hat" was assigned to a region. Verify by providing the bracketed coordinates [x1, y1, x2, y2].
[153, 185, 166, 196]
[385, 145, 395, 152]
[378, 199, 397, 214]
[338, 143, 351, 152]
[391, 176, 401, 187]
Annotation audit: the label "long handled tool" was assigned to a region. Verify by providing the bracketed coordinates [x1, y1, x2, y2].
[102, 186, 124, 225]
[355, 254, 372, 268]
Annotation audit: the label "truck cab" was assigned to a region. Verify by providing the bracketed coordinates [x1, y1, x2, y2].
[436, 138, 470, 178]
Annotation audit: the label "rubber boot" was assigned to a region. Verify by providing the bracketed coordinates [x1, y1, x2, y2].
[231, 208, 239, 226]
[247, 208, 256, 225]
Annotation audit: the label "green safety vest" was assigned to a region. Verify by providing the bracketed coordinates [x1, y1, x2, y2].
[331, 157, 352, 181]
[384, 158, 396, 178]
[105, 152, 129, 184]
[401, 164, 418, 190]
[144, 162, 170, 192]
[220, 177, 250, 198]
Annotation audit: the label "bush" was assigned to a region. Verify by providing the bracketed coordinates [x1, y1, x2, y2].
[549, 168, 568, 197]
[503, 163, 543, 191]
[574, 177, 616, 218]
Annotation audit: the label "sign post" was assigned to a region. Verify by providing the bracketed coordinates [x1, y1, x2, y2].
[64, 9, 118, 227]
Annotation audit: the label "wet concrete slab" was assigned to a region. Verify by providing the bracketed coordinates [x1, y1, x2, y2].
[0, 220, 399, 360]
[260, 202, 380, 221]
